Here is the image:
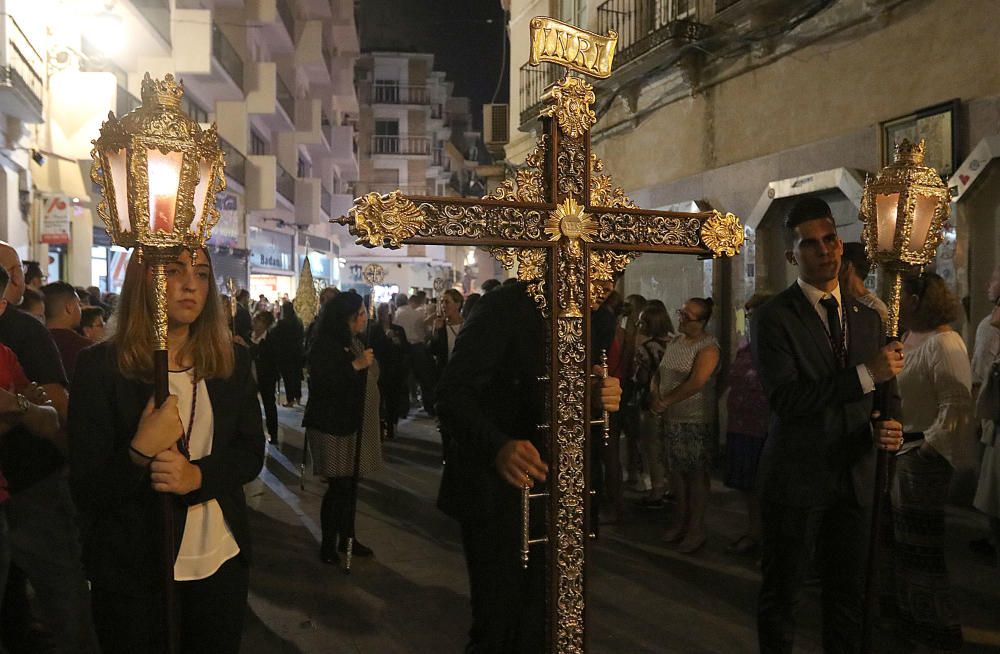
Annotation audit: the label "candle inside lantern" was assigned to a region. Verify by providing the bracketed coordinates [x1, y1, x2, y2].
[147, 150, 184, 233]
[874, 192, 899, 253]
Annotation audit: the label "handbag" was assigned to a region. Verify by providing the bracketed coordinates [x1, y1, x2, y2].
[976, 360, 1000, 422]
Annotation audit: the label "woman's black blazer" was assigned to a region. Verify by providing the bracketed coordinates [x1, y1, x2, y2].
[68, 342, 265, 595]
[302, 339, 365, 437]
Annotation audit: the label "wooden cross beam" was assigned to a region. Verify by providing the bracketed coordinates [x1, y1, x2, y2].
[334, 18, 743, 654]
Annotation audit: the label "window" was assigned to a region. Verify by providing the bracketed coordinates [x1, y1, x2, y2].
[558, 0, 586, 26]
[659, 0, 695, 21]
[182, 95, 208, 124]
[373, 79, 399, 103]
[373, 119, 399, 154]
[250, 128, 268, 155]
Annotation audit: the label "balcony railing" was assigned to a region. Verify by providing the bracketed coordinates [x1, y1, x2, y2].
[518, 62, 562, 126]
[432, 146, 444, 167]
[596, 0, 707, 69]
[430, 103, 444, 120]
[212, 23, 243, 90]
[276, 166, 295, 204]
[220, 139, 246, 186]
[276, 75, 294, 120]
[370, 135, 430, 156]
[1, 17, 43, 114]
[321, 187, 332, 216]
[364, 82, 429, 105]
[276, 0, 295, 37]
[133, 0, 171, 44]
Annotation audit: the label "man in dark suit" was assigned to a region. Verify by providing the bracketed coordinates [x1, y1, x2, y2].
[750, 197, 905, 653]
[436, 281, 621, 654]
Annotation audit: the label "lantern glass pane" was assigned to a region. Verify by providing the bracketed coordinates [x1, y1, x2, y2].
[147, 149, 184, 233]
[191, 158, 212, 236]
[874, 192, 899, 253]
[107, 149, 131, 232]
[910, 194, 938, 252]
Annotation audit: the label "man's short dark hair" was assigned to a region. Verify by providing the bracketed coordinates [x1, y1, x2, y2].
[21, 288, 44, 312]
[481, 279, 501, 293]
[41, 281, 79, 320]
[236, 288, 250, 302]
[841, 242, 872, 280]
[23, 261, 43, 285]
[0, 264, 8, 296]
[80, 306, 104, 330]
[785, 197, 835, 243]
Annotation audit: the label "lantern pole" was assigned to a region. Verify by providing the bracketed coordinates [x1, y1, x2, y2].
[859, 139, 950, 650]
[91, 73, 227, 654]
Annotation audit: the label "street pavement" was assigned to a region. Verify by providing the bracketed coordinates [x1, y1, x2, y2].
[241, 402, 1000, 653]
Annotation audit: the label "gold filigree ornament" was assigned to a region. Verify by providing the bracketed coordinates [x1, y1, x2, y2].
[545, 197, 597, 252]
[349, 191, 425, 249]
[701, 211, 745, 258]
[540, 76, 597, 139]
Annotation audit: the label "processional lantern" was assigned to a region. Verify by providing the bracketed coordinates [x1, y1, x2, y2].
[89, 72, 227, 654]
[860, 138, 950, 337]
[857, 137, 949, 649]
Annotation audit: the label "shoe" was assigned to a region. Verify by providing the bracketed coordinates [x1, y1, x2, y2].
[726, 534, 758, 555]
[663, 525, 685, 544]
[338, 538, 374, 557]
[677, 533, 706, 554]
[319, 545, 339, 565]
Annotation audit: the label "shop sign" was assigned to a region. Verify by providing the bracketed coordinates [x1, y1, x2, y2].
[209, 193, 242, 248]
[249, 228, 293, 272]
[41, 195, 71, 244]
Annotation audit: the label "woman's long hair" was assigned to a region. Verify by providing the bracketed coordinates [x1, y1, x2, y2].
[110, 249, 234, 382]
[311, 292, 363, 363]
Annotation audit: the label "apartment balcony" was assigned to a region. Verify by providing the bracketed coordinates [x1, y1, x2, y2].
[594, 0, 709, 84]
[330, 55, 358, 115]
[247, 0, 295, 54]
[298, 99, 331, 155]
[212, 23, 244, 90]
[220, 138, 246, 188]
[132, 0, 171, 45]
[276, 165, 296, 206]
[295, 177, 321, 226]
[266, 73, 295, 129]
[330, 125, 358, 180]
[360, 82, 430, 106]
[245, 61, 276, 114]
[295, 20, 330, 85]
[246, 155, 276, 211]
[518, 62, 562, 129]
[115, 85, 141, 118]
[370, 135, 431, 157]
[0, 16, 44, 123]
[321, 185, 332, 218]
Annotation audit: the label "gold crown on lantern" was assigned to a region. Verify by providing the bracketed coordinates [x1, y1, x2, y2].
[140, 72, 184, 108]
[893, 138, 926, 165]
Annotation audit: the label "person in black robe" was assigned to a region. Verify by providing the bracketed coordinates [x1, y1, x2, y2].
[369, 303, 410, 440]
[271, 301, 304, 406]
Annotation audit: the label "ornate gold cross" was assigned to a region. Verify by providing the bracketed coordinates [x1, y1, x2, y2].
[335, 17, 743, 653]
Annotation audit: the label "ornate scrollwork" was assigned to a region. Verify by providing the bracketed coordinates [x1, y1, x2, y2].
[482, 248, 550, 317]
[555, 318, 586, 653]
[546, 197, 596, 246]
[700, 211, 745, 258]
[557, 140, 587, 198]
[593, 212, 701, 248]
[348, 191, 425, 249]
[540, 76, 597, 139]
[487, 136, 548, 204]
[418, 203, 546, 241]
[590, 154, 636, 209]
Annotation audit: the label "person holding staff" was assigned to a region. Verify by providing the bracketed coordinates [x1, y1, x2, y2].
[69, 248, 265, 654]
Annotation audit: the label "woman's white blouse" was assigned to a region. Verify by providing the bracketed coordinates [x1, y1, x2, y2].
[170, 369, 241, 581]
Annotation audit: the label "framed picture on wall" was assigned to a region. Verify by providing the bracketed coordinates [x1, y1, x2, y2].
[880, 99, 960, 178]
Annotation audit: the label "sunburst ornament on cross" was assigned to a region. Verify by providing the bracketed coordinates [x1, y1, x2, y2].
[334, 16, 744, 653]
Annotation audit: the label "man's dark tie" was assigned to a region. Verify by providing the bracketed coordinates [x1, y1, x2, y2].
[820, 296, 845, 367]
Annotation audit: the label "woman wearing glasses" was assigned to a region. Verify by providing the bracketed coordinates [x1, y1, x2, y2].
[649, 297, 720, 554]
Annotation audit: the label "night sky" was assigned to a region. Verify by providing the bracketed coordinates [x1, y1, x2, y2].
[356, 0, 509, 128]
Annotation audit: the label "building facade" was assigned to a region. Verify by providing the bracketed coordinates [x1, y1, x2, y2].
[0, 0, 360, 302]
[505, 0, 1000, 355]
[341, 50, 502, 296]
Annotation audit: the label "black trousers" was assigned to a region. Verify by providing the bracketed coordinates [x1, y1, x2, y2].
[459, 501, 545, 654]
[258, 373, 278, 439]
[91, 555, 249, 654]
[758, 496, 869, 654]
[280, 366, 302, 403]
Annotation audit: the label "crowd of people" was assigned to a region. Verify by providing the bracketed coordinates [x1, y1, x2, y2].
[1, 189, 999, 653]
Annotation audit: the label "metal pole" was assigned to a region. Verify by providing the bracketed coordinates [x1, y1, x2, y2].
[151, 260, 179, 654]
